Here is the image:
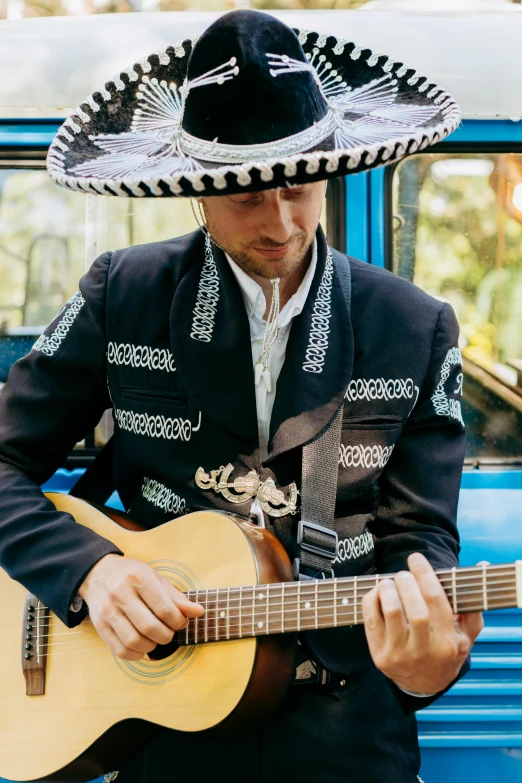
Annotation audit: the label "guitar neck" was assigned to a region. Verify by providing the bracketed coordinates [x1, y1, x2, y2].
[176, 561, 522, 646]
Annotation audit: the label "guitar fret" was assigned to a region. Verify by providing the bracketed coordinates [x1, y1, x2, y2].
[36, 601, 41, 664]
[195, 590, 199, 644]
[354, 576, 358, 624]
[281, 582, 285, 633]
[239, 585, 243, 638]
[452, 567, 457, 613]
[204, 592, 209, 643]
[297, 581, 301, 631]
[334, 581, 337, 627]
[185, 620, 189, 646]
[226, 587, 230, 640]
[266, 584, 270, 634]
[483, 564, 488, 611]
[314, 581, 318, 627]
[252, 587, 256, 635]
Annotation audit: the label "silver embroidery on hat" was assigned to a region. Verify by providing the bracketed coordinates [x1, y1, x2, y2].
[67, 41, 440, 183]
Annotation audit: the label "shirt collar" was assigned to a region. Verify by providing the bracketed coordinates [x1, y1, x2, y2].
[226, 238, 318, 329]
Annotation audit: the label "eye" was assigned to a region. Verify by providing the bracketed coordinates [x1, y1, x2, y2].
[229, 194, 261, 206]
[283, 187, 309, 199]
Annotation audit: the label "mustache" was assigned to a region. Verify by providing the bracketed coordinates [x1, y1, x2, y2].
[247, 233, 306, 249]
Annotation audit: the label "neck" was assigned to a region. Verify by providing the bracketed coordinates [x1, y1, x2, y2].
[173, 562, 522, 647]
[249, 246, 312, 318]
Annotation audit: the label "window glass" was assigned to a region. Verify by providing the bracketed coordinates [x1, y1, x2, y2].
[0, 165, 193, 450]
[0, 167, 194, 333]
[0, 165, 328, 453]
[392, 153, 522, 463]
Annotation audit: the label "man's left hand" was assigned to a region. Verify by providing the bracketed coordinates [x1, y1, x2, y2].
[362, 552, 484, 695]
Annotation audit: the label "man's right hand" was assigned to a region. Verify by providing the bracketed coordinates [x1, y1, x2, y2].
[78, 554, 205, 661]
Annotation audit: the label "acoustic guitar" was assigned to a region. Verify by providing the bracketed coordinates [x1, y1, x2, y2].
[0, 492, 520, 782]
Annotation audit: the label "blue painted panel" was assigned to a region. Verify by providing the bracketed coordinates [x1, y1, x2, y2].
[369, 168, 386, 268]
[457, 488, 522, 566]
[345, 171, 369, 262]
[444, 119, 522, 144]
[420, 748, 522, 782]
[461, 471, 522, 490]
[41, 468, 125, 511]
[0, 124, 59, 146]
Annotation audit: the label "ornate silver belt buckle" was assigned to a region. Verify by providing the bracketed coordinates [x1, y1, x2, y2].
[195, 463, 298, 518]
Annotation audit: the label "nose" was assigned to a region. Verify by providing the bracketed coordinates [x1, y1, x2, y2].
[260, 191, 294, 244]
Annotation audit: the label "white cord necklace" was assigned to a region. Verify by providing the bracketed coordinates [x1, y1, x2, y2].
[254, 278, 280, 392]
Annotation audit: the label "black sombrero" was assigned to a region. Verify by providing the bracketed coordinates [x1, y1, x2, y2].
[47, 10, 460, 198]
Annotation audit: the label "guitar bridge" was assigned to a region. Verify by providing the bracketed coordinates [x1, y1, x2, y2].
[21, 593, 49, 696]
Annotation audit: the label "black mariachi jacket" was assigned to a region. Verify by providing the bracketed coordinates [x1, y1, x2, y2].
[0, 227, 466, 706]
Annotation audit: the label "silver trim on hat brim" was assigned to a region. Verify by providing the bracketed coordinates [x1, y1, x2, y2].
[178, 109, 337, 164]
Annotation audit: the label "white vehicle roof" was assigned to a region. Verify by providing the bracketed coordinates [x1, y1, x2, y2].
[0, 0, 520, 121]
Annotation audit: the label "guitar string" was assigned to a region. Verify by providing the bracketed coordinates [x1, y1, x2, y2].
[25, 580, 519, 636]
[25, 598, 509, 660]
[30, 562, 519, 612]
[25, 590, 518, 647]
[31, 567, 519, 616]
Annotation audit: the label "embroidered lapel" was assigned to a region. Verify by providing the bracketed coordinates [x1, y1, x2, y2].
[267, 227, 354, 462]
[170, 231, 258, 444]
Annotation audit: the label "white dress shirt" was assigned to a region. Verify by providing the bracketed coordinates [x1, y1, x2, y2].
[226, 240, 317, 462]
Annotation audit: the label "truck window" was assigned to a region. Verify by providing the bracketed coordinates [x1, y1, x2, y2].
[392, 153, 522, 465]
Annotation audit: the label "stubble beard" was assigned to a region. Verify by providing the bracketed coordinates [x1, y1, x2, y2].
[208, 228, 316, 281]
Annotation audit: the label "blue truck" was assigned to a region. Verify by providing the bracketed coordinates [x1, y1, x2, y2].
[1, 2, 521, 780]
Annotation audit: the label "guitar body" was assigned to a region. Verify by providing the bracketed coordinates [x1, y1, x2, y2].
[0, 494, 296, 782]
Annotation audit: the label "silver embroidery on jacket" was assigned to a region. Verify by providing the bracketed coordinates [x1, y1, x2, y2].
[302, 249, 334, 374]
[32, 291, 86, 357]
[114, 408, 201, 440]
[346, 377, 417, 402]
[190, 234, 220, 343]
[334, 530, 374, 564]
[339, 443, 394, 469]
[107, 342, 176, 372]
[431, 347, 464, 425]
[141, 476, 187, 515]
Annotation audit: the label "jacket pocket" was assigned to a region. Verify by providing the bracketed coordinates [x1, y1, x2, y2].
[119, 386, 188, 406]
[342, 415, 404, 431]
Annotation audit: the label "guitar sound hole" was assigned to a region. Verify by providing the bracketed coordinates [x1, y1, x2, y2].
[147, 637, 180, 661]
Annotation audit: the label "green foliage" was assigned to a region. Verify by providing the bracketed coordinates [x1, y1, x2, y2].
[394, 153, 522, 368]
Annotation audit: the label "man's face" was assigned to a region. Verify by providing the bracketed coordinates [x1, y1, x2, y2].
[200, 181, 326, 280]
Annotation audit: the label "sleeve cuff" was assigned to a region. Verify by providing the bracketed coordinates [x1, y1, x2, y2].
[397, 684, 438, 698]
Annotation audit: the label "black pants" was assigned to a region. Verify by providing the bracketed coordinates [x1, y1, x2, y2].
[114, 666, 421, 783]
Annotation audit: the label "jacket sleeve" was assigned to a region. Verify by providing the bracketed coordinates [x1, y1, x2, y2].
[370, 301, 468, 712]
[0, 252, 123, 627]
[371, 301, 465, 574]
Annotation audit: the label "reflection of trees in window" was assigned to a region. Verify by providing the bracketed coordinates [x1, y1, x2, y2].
[0, 168, 195, 332]
[393, 153, 522, 461]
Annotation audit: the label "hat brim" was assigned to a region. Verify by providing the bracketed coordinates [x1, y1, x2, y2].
[46, 28, 460, 198]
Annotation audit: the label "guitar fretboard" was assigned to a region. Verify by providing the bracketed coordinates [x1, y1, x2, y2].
[174, 562, 522, 646]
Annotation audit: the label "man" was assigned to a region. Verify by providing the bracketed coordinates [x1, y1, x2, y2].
[0, 10, 482, 783]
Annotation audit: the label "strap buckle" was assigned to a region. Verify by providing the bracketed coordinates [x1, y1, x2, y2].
[293, 520, 338, 580]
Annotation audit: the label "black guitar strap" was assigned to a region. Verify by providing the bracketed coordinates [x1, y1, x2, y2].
[294, 248, 351, 580]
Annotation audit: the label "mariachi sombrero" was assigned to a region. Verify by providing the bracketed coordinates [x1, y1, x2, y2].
[46, 10, 460, 198]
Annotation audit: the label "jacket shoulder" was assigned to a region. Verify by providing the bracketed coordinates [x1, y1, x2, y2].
[108, 229, 202, 281]
[345, 254, 444, 331]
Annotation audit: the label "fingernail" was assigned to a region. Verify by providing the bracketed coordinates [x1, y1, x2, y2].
[409, 553, 425, 567]
[365, 615, 376, 630]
